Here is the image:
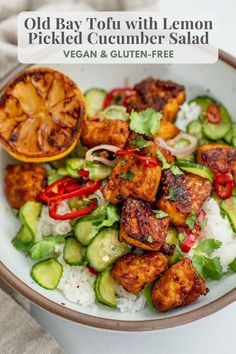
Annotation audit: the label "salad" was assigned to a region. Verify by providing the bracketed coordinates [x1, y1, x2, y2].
[0, 69, 236, 313]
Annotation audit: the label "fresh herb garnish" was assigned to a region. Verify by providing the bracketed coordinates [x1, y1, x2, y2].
[132, 137, 152, 149]
[147, 235, 155, 243]
[152, 210, 169, 219]
[119, 171, 135, 180]
[192, 239, 224, 280]
[165, 187, 177, 201]
[120, 158, 127, 166]
[186, 211, 197, 231]
[130, 108, 162, 137]
[156, 151, 183, 176]
[170, 165, 183, 176]
[228, 257, 236, 272]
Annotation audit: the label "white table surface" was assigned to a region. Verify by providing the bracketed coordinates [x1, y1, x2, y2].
[31, 1, 236, 353]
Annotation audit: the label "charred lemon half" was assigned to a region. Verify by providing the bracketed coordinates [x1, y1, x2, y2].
[0, 68, 86, 162]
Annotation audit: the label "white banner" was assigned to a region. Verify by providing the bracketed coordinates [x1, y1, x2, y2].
[18, 12, 218, 64]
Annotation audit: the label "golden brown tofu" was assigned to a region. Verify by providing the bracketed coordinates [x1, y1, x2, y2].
[197, 143, 236, 183]
[111, 252, 168, 295]
[126, 77, 185, 122]
[81, 119, 130, 148]
[102, 154, 162, 204]
[155, 120, 180, 140]
[5, 163, 47, 209]
[157, 169, 212, 226]
[151, 259, 207, 312]
[119, 198, 170, 251]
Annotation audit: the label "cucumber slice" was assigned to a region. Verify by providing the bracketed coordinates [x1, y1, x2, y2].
[94, 267, 117, 307]
[84, 88, 107, 118]
[74, 220, 98, 246]
[220, 196, 236, 233]
[176, 160, 214, 183]
[86, 228, 130, 271]
[165, 227, 178, 244]
[85, 161, 111, 180]
[143, 283, 155, 308]
[186, 119, 203, 140]
[31, 258, 63, 290]
[63, 237, 86, 266]
[224, 123, 236, 144]
[98, 105, 129, 121]
[176, 153, 195, 162]
[12, 226, 34, 253]
[20, 201, 42, 237]
[165, 227, 184, 266]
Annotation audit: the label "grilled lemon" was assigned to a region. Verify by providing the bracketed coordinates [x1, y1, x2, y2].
[0, 68, 86, 162]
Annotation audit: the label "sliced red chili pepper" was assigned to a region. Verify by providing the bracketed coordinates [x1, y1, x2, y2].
[116, 148, 138, 156]
[181, 232, 197, 253]
[78, 169, 89, 178]
[103, 88, 136, 108]
[214, 173, 233, 200]
[86, 265, 99, 276]
[49, 198, 97, 220]
[135, 155, 158, 168]
[206, 103, 221, 124]
[39, 177, 77, 201]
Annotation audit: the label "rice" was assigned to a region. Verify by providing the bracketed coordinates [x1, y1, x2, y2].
[36, 201, 72, 241]
[176, 101, 201, 131]
[200, 198, 236, 270]
[116, 285, 146, 313]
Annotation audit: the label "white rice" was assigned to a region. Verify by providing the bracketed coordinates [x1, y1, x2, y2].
[200, 198, 236, 270]
[36, 201, 72, 241]
[176, 101, 201, 131]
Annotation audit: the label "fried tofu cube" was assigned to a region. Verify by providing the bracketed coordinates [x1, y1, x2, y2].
[5, 163, 47, 209]
[126, 77, 185, 122]
[155, 120, 180, 140]
[119, 198, 170, 251]
[111, 252, 168, 295]
[197, 143, 236, 183]
[102, 154, 162, 204]
[81, 119, 130, 148]
[151, 259, 207, 312]
[157, 169, 212, 226]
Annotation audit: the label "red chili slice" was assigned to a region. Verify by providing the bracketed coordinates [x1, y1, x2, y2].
[78, 169, 89, 178]
[103, 88, 136, 108]
[214, 173, 234, 200]
[135, 155, 158, 168]
[86, 265, 99, 276]
[206, 103, 221, 124]
[116, 148, 138, 156]
[49, 198, 97, 220]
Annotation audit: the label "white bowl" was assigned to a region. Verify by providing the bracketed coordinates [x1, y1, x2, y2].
[1, 51, 236, 331]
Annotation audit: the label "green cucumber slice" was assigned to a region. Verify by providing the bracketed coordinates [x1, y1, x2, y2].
[63, 237, 86, 266]
[94, 267, 117, 307]
[84, 88, 107, 118]
[224, 123, 236, 144]
[20, 201, 42, 237]
[176, 160, 214, 183]
[220, 196, 236, 233]
[98, 105, 129, 121]
[12, 226, 34, 253]
[186, 119, 203, 140]
[190, 96, 231, 140]
[86, 228, 130, 271]
[143, 283, 155, 308]
[74, 220, 98, 246]
[165, 227, 184, 266]
[31, 258, 63, 290]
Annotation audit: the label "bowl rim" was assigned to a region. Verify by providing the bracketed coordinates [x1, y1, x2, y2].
[0, 50, 236, 331]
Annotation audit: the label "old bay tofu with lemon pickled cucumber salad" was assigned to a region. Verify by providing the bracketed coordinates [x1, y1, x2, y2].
[2, 69, 236, 314]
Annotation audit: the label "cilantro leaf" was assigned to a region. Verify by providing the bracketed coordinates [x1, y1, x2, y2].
[170, 165, 183, 176]
[192, 254, 224, 280]
[186, 211, 197, 231]
[164, 187, 177, 201]
[119, 171, 135, 180]
[156, 150, 171, 169]
[228, 257, 236, 272]
[120, 159, 127, 166]
[194, 239, 222, 254]
[130, 108, 162, 137]
[177, 232, 186, 243]
[152, 210, 169, 219]
[132, 138, 152, 149]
